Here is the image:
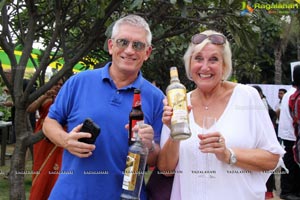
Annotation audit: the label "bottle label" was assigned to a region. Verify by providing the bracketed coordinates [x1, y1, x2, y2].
[133, 93, 141, 107]
[167, 89, 189, 125]
[122, 152, 140, 191]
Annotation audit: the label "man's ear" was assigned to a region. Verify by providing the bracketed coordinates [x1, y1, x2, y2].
[107, 39, 113, 55]
[144, 46, 153, 61]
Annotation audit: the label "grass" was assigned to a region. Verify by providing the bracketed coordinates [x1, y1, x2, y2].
[0, 144, 32, 200]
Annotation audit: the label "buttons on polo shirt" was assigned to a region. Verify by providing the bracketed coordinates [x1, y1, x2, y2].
[110, 90, 122, 105]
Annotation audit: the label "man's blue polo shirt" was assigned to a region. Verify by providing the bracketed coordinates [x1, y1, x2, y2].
[47, 62, 164, 200]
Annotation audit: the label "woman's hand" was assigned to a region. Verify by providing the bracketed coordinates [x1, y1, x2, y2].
[162, 98, 192, 129]
[198, 132, 230, 164]
[162, 98, 173, 128]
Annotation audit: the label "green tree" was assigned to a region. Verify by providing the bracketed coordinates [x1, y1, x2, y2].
[1, 0, 294, 199]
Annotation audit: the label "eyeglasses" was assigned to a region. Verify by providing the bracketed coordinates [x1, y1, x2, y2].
[191, 34, 226, 45]
[114, 38, 147, 51]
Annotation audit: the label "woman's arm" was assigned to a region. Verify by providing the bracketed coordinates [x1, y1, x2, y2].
[157, 98, 181, 176]
[199, 131, 281, 171]
[27, 88, 57, 112]
[157, 136, 180, 176]
[27, 94, 48, 112]
[230, 148, 280, 171]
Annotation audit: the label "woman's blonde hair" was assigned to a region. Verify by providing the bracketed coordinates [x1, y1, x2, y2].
[183, 30, 232, 81]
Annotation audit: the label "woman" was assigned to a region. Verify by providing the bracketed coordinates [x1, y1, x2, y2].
[157, 30, 285, 200]
[27, 79, 64, 200]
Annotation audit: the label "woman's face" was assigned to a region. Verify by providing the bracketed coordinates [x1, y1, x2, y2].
[190, 43, 224, 92]
[52, 79, 63, 94]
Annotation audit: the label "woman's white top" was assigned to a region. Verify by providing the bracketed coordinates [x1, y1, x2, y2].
[160, 84, 285, 200]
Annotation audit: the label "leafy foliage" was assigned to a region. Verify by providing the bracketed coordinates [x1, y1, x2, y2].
[1, 0, 299, 198]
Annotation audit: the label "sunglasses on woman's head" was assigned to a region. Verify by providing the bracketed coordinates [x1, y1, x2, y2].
[191, 34, 226, 45]
[114, 38, 147, 51]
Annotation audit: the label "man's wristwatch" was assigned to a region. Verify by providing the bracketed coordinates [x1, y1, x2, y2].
[228, 148, 237, 165]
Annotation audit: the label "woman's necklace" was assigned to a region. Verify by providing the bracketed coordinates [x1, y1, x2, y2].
[192, 92, 216, 111]
[200, 82, 225, 110]
[202, 101, 213, 110]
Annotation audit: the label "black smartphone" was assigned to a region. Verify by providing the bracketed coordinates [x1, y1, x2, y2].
[78, 118, 101, 144]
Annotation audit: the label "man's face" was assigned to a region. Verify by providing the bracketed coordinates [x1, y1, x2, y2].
[278, 90, 285, 100]
[107, 24, 152, 75]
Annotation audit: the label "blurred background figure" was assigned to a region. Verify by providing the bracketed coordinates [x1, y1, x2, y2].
[278, 83, 299, 200]
[252, 85, 278, 199]
[27, 78, 64, 200]
[278, 65, 300, 200]
[0, 86, 13, 121]
[274, 88, 287, 142]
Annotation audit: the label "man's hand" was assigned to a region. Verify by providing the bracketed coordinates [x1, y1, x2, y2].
[126, 123, 154, 150]
[63, 124, 96, 158]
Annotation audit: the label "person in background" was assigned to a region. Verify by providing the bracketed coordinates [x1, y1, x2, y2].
[252, 85, 268, 108]
[0, 87, 13, 121]
[42, 15, 164, 200]
[252, 85, 277, 127]
[275, 88, 287, 141]
[278, 65, 300, 200]
[252, 85, 278, 199]
[0, 87, 13, 107]
[288, 65, 300, 199]
[158, 30, 285, 200]
[275, 88, 287, 118]
[0, 79, 37, 143]
[27, 78, 64, 200]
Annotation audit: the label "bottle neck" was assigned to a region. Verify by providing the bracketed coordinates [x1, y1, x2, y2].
[170, 67, 180, 83]
[170, 76, 180, 83]
[132, 93, 141, 108]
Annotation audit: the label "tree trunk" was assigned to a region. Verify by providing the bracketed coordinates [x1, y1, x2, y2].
[9, 108, 32, 200]
[274, 44, 282, 84]
[297, 37, 300, 60]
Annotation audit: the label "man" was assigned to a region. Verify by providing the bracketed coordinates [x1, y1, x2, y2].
[285, 65, 300, 200]
[43, 15, 164, 200]
[278, 66, 300, 200]
[275, 88, 287, 140]
[275, 88, 287, 113]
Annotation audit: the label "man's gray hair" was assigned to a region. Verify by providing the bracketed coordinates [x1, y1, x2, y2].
[111, 14, 152, 45]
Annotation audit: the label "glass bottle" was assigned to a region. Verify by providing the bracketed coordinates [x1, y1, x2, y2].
[121, 89, 148, 199]
[166, 66, 191, 140]
[120, 134, 148, 200]
[128, 89, 144, 146]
